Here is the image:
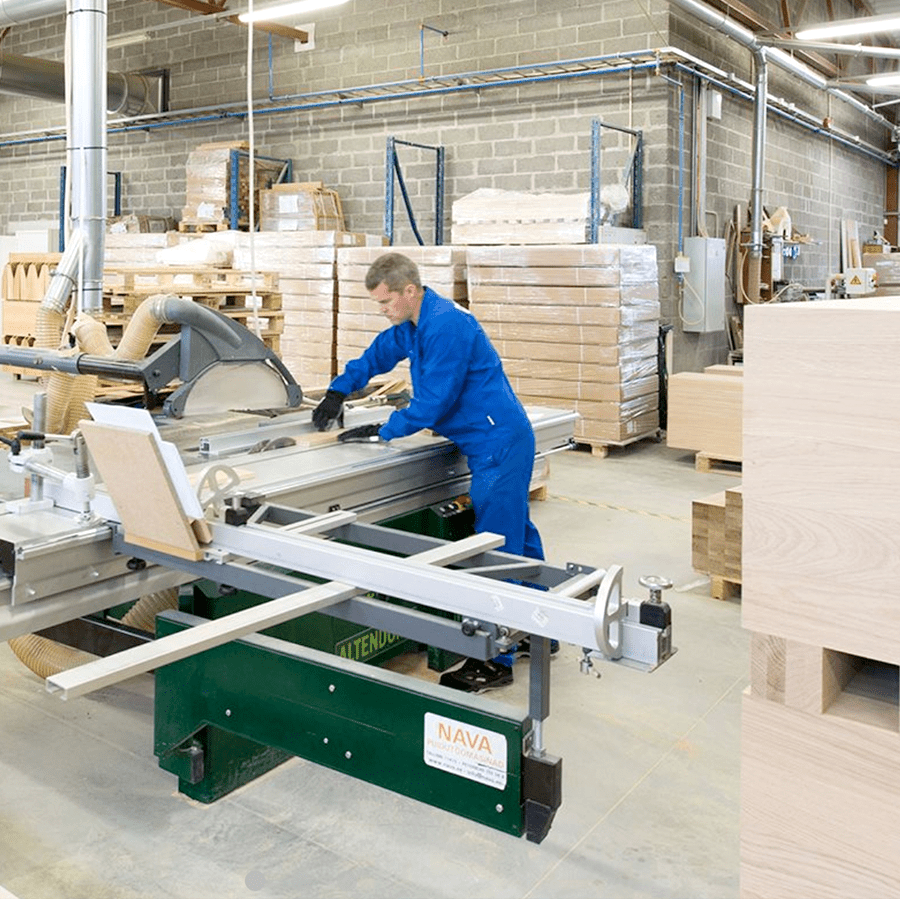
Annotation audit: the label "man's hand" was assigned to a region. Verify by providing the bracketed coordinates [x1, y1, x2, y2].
[312, 390, 346, 431]
[338, 423, 385, 443]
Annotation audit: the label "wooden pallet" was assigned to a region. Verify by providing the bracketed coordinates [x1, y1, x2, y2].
[177, 220, 232, 233]
[104, 266, 279, 296]
[573, 429, 661, 459]
[695, 452, 742, 475]
[710, 574, 741, 601]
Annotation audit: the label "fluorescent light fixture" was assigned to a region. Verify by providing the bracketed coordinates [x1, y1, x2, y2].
[238, 0, 349, 24]
[866, 72, 900, 87]
[796, 13, 900, 41]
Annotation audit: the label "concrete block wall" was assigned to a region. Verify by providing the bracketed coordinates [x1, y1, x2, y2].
[0, 0, 892, 376]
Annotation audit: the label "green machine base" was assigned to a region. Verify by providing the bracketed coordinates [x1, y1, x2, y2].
[155, 611, 561, 840]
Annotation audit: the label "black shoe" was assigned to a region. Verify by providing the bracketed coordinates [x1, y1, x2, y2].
[516, 637, 560, 657]
[439, 658, 513, 693]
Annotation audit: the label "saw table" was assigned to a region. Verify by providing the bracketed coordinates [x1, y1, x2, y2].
[0, 308, 673, 842]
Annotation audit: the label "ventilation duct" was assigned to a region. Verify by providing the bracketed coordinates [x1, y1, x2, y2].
[0, 50, 154, 116]
[0, 0, 60, 26]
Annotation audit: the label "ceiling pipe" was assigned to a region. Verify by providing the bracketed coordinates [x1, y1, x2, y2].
[67, 0, 107, 313]
[759, 37, 900, 61]
[0, 50, 154, 116]
[0, 0, 60, 25]
[671, 0, 768, 299]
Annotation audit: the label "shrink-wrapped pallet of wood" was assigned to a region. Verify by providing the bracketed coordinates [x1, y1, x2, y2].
[740, 297, 900, 898]
[259, 182, 344, 232]
[335, 245, 468, 385]
[232, 231, 383, 391]
[451, 189, 592, 245]
[465, 244, 660, 451]
[181, 141, 285, 230]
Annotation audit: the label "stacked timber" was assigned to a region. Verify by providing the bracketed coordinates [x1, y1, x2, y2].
[666, 366, 743, 470]
[740, 297, 900, 898]
[104, 232, 169, 267]
[233, 231, 385, 391]
[465, 244, 660, 452]
[335, 245, 468, 384]
[691, 486, 742, 600]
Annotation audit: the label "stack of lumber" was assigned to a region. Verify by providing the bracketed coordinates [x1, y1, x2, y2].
[465, 244, 660, 451]
[740, 297, 900, 898]
[335, 245, 468, 383]
[666, 365, 743, 468]
[691, 486, 742, 599]
[233, 231, 385, 391]
[451, 188, 592, 244]
[259, 182, 344, 232]
[181, 141, 286, 231]
[104, 233, 169, 267]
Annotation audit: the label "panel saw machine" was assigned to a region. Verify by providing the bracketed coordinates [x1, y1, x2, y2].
[0, 300, 674, 843]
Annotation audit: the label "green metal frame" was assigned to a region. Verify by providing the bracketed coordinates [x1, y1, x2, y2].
[155, 612, 530, 836]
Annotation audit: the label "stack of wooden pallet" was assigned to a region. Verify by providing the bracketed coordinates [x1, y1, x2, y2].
[233, 231, 385, 392]
[666, 365, 743, 470]
[464, 244, 660, 453]
[691, 486, 742, 600]
[334, 245, 468, 383]
[102, 265, 283, 353]
[740, 297, 900, 898]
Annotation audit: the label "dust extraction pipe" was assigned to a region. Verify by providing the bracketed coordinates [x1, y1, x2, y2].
[0, 50, 153, 116]
[0, 0, 108, 312]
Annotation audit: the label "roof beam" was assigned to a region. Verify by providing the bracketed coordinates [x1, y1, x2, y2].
[152, 0, 309, 43]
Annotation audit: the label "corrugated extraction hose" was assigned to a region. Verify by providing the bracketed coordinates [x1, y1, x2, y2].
[10, 296, 187, 678]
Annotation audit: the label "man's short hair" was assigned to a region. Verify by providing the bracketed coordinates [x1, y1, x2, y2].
[365, 252, 422, 293]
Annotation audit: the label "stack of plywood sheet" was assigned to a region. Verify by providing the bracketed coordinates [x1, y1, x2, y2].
[740, 297, 900, 898]
[233, 231, 384, 392]
[691, 486, 742, 599]
[465, 244, 660, 451]
[666, 366, 743, 466]
[451, 189, 592, 245]
[104, 233, 170, 268]
[334, 245, 467, 384]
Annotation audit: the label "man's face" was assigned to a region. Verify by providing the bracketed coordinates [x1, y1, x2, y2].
[370, 281, 420, 326]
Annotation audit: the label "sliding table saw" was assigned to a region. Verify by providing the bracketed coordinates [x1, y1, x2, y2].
[0, 306, 673, 842]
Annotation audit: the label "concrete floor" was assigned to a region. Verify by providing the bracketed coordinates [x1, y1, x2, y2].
[0, 372, 747, 899]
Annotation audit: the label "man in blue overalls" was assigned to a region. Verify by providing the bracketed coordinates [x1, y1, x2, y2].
[312, 252, 544, 690]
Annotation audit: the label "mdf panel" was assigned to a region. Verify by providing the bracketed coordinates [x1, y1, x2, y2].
[742, 299, 900, 664]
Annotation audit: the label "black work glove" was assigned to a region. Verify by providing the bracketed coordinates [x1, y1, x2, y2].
[338, 423, 385, 443]
[312, 389, 346, 431]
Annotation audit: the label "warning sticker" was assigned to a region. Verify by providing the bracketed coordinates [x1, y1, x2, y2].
[423, 712, 508, 789]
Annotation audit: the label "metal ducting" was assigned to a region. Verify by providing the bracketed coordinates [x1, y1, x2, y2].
[0, 50, 154, 116]
[0, 0, 60, 26]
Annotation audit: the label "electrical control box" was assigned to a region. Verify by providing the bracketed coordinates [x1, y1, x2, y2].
[682, 236, 726, 333]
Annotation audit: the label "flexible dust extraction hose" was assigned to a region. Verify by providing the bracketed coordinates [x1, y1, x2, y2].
[10, 296, 207, 678]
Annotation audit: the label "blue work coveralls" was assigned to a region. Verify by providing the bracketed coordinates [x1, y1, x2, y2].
[330, 286, 544, 560]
